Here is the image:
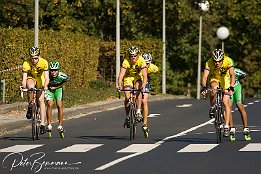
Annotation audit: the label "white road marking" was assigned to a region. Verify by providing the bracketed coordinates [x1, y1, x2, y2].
[239, 143, 261, 152]
[95, 153, 141, 171]
[194, 132, 215, 135]
[55, 144, 103, 152]
[95, 144, 159, 170]
[178, 144, 218, 153]
[117, 144, 160, 153]
[249, 129, 261, 132]
[148, 114, 161, 118]
[96, 118, 214, 170]
[155, 118, 215, 145]
[176, 104, 192, 108]
[248, 102, 254, 105]
[0, 144, 44, 152]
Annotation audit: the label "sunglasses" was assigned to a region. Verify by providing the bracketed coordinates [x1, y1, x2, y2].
[50, 69, 58, 72]
[214, 60, 223, 63]
[130, 54, 138, 58]
[31, 57, 39, 60]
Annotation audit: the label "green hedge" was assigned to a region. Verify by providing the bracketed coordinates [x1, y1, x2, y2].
[99, 39, 162, 94]
[0, 27, 163, 104]
[0, 27, 99, 103]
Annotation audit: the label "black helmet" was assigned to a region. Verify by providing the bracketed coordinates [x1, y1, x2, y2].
[29, 46, 40, 56]
[212, 49, 224, 61]
[128, 46, 139, 55]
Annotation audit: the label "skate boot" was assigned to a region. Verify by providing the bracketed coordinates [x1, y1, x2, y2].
[229, 127, 236, 141]
[58, 126, 65, 138]
[243, 127, 251, 141]
[223, 125, 230, 138]
[47, 124, 52, 138]
[142, 124, 149, 138]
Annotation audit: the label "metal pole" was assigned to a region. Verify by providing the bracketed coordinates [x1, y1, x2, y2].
[222, 41, 224, 52]
[162, 0, 166, 94]
[34, 0, 39, 47]
[116, 0, 120, 87]
[1, 79, 5, 103]
[196, 16, 202, 99]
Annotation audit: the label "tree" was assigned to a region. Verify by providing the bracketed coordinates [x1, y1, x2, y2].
[0, 0, 260, 96]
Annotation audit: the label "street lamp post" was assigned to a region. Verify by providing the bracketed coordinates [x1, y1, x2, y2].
[116, 0, 120, 87]
[196, 1, 209, 100]
[162, 0, 166, 94]
[34, 0, 39, 47]
[216, 26, 229, 51]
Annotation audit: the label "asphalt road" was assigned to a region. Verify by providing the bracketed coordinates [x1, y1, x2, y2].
[0, 98, 260, 174]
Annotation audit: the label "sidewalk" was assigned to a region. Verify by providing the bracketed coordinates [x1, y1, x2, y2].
[0, 94, 191, 135]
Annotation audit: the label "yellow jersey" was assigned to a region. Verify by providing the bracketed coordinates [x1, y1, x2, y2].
[205, 56, 234, 79]
[121, 55, 147, 77]
[139, 63, 159, 79]
[22, 57, 48, 78]
[147, 63, 159, 75]
[205, 56, 234, 89]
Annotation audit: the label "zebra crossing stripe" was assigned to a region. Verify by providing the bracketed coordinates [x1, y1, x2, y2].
[239, 143, 261, 152]
[117, 144, 160, 153]
[55, 144, 103, 152]
[1, 143, 260, 154]
[177, 144, 218, 153]
[0, 145, 44, 152]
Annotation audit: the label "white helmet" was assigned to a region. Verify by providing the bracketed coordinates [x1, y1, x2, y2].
[141, 53, 152, 63]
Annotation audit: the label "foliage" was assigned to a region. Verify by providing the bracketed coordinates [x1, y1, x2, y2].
[0, 27, 162, 104]
[63, 80, 117, 108]
[0, 0, 260, 98]
[0, 27, 99, 103]
[165, 0, 261, 97]
[89, 80, 112, 89]
[98, 39, 162, 94]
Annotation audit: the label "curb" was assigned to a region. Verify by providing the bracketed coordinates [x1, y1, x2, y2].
[0, 102, 27, 114]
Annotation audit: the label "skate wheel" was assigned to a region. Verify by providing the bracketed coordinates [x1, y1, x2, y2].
[48, 132, 52, 138]
[60, 132, 65, 138]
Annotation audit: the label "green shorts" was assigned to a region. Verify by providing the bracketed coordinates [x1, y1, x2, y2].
[230, 83, 243, 104]
[45, 88, 63, 101]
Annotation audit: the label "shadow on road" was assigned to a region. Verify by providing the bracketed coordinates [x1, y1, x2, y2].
[76, 135, 128, 141]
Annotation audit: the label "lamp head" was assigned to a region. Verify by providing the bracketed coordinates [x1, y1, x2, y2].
[199, 1, 210, 12]
[217, 26, 230, 40]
